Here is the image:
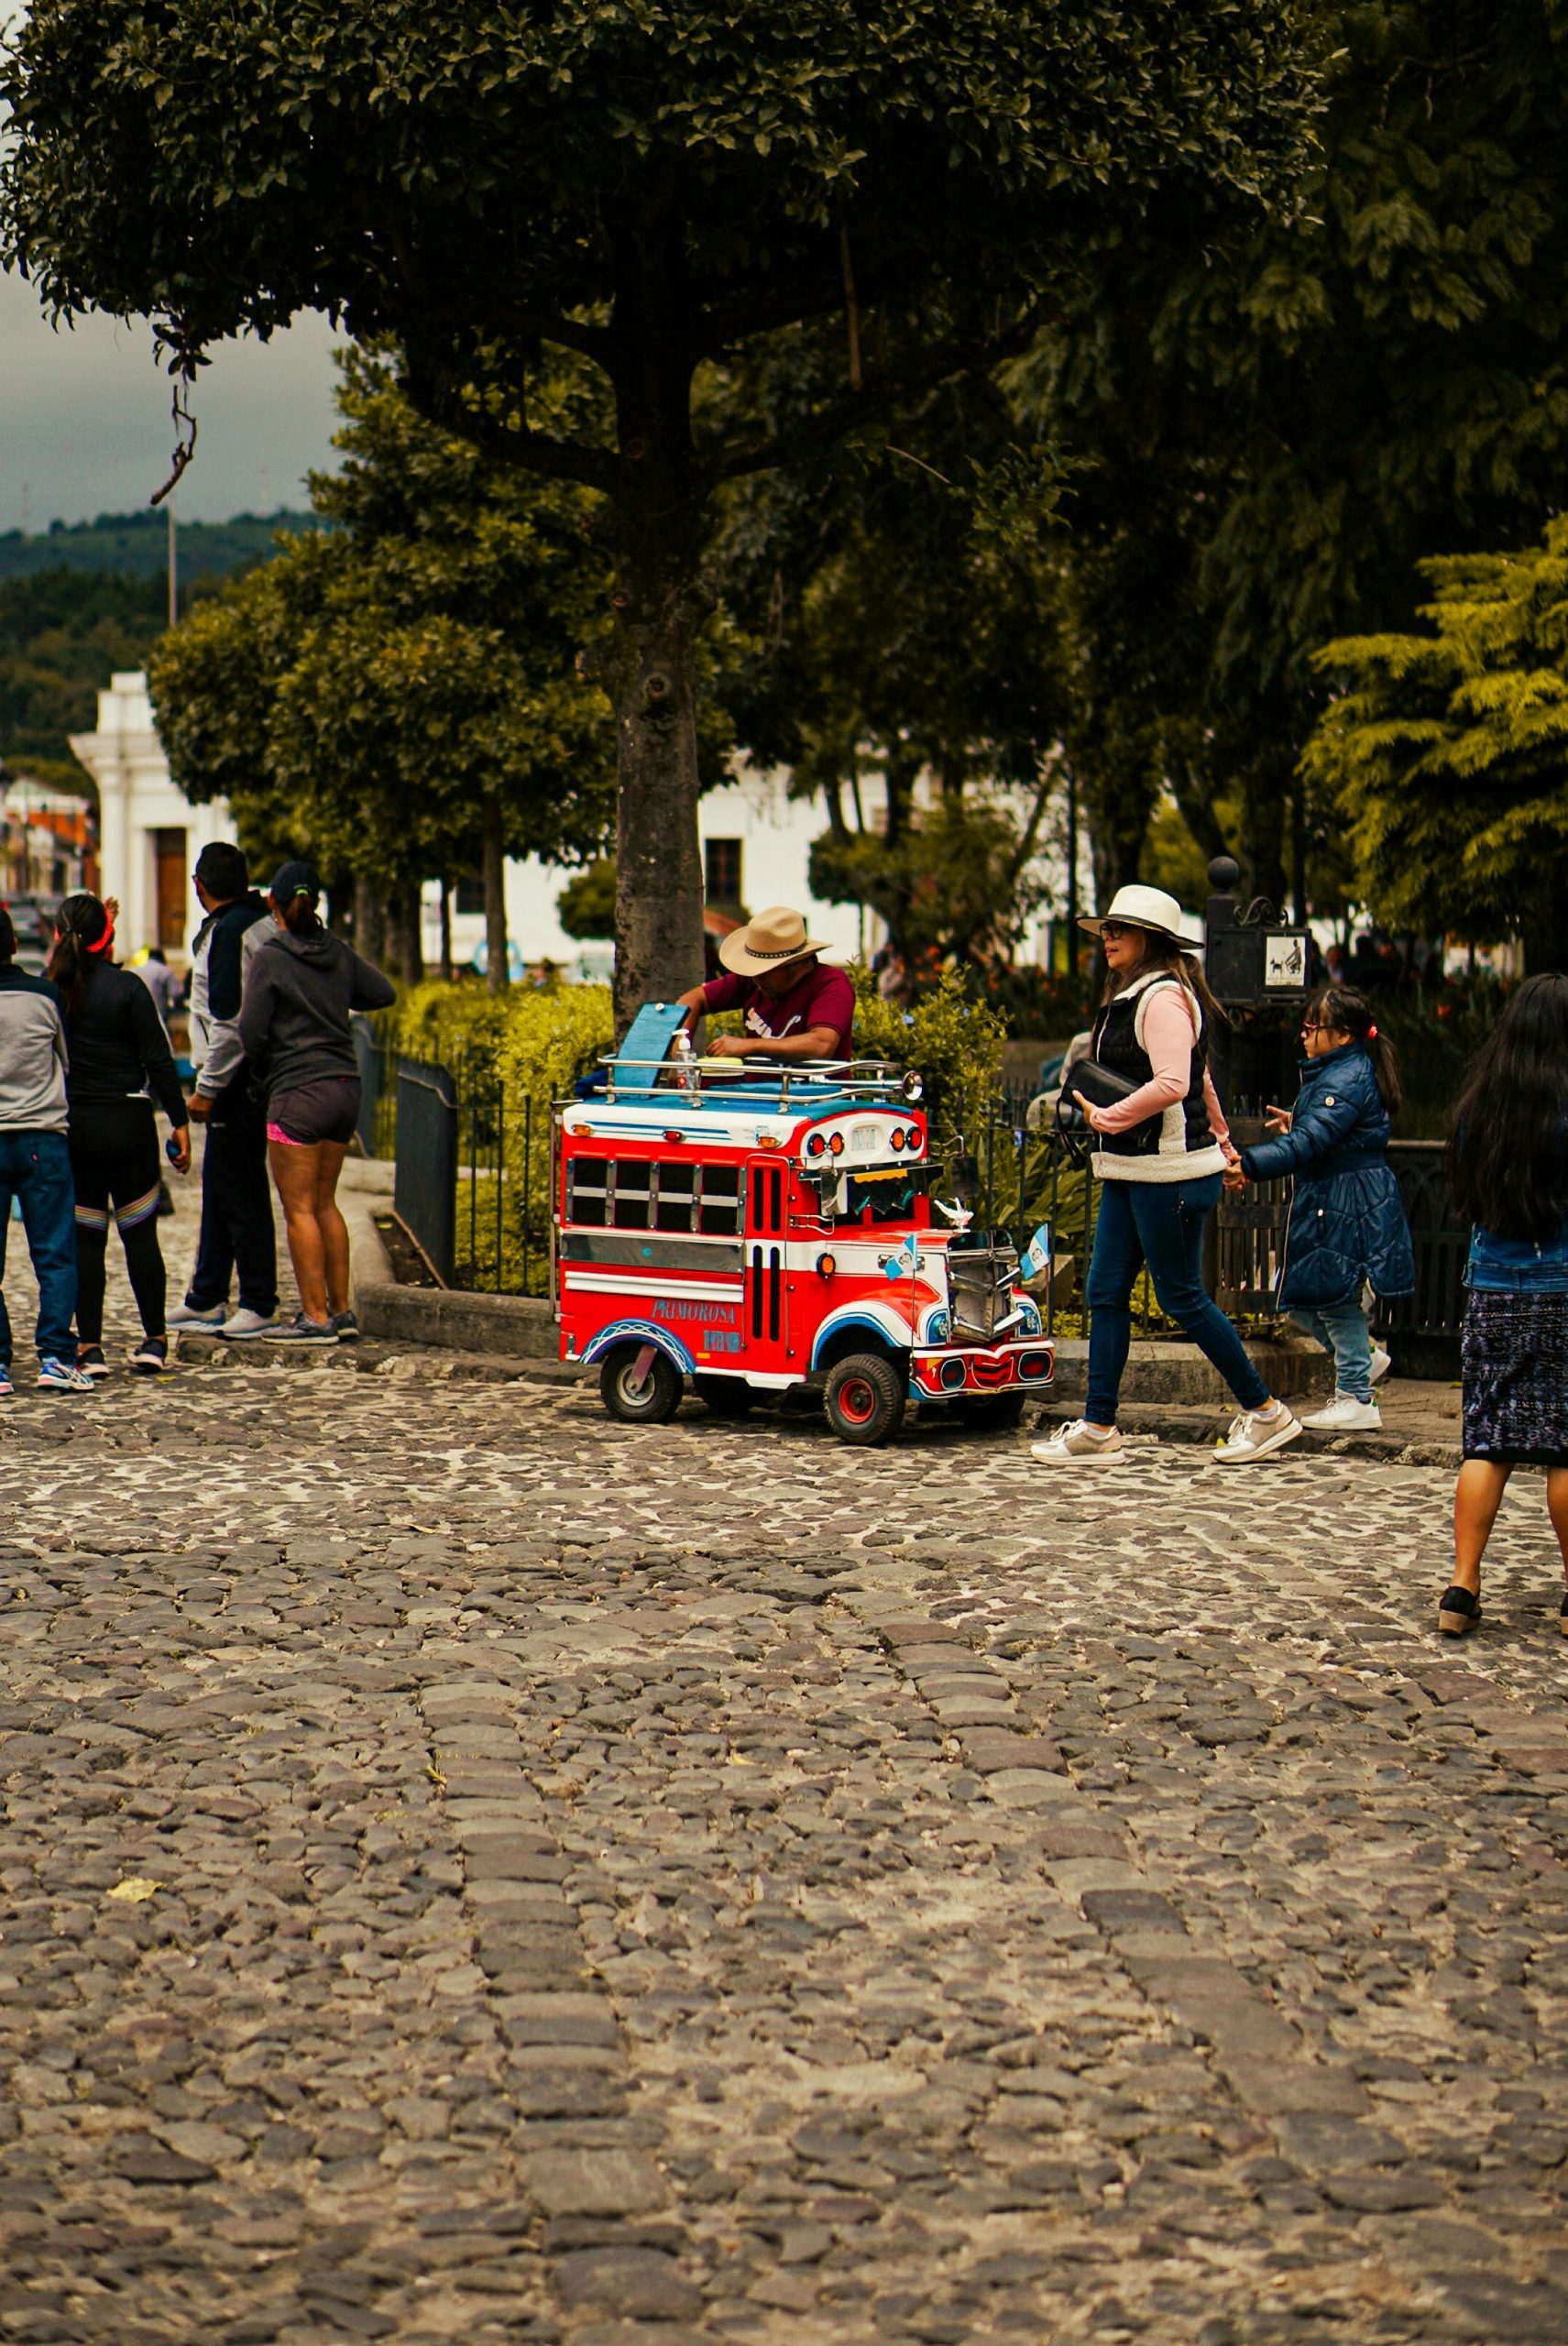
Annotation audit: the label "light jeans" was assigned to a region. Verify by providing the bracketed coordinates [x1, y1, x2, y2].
[1289, 1301, 1375, 1404]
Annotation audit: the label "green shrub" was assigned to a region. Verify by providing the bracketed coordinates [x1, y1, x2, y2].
[849, 965, 1006, 1160]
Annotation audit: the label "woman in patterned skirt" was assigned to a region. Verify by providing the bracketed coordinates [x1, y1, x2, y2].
[1440, 974, 1568, 1636]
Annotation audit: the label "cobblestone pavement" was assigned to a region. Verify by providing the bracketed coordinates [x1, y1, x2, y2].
[3, 1345, 1568, 2346]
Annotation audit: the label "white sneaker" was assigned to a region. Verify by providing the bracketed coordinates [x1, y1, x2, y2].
[1369, 1346, 1391, 1387]
[1304, 1393, 1382, 1431]
[1032, 1420, 1125, 1464]
[221, 1307, 279, 1339]
[1213, 1406, 1303, 1464]
[168, 1300, 225, 1329]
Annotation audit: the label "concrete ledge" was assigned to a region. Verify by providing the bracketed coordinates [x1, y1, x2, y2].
[1049, 1339, 1332, 1408]
[356, 1280, 558, 1359]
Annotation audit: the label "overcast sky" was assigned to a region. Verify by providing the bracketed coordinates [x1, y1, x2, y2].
[1, 270, 344, 532]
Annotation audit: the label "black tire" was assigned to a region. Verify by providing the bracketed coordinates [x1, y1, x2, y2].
[694, 1375, 757, 1417]
[960, 1391, 1027, 1433]
[824, 1352, 906, 1446]
[599, 1345, 683, 1425]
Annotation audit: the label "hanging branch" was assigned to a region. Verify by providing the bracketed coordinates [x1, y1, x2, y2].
[150, 378, 198, 507]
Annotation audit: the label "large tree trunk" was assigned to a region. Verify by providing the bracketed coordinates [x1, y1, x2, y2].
[481, 795, 510, 995]
[1239, 749, 1290, 913]
[603, 586, 705, 1034]
[353, 877, 385, 967]
[395, 880, 424, 984]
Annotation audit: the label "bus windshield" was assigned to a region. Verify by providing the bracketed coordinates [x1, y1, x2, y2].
[833, 1167, 928, 1226]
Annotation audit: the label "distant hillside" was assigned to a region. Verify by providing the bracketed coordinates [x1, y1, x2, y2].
[0, 508, 324, 584]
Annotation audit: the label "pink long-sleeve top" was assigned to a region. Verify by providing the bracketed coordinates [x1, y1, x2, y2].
[1088, 985, 1232, 1149]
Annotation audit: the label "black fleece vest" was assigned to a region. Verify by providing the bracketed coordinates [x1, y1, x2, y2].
[1092, 975, 1215, 1165]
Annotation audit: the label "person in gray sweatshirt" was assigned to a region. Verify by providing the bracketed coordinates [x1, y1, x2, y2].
[236, 861, 395, 1343]
[0, 903, 93, 1395]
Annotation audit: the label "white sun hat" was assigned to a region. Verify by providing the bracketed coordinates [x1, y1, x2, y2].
[1079, 883, 1196, 947]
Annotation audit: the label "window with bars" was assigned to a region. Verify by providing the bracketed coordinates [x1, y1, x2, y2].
[565, 1158, 744, 1235]
[704, 837, 743, 909]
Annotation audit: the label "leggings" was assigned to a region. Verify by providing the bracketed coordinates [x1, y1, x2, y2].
[69, 1097, 167, 1344]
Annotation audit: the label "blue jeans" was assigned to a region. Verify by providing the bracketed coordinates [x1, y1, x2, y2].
[0, 1128, 77, 1366]
[1289, 1301, 1374, 1403]
[1086, 1173, 1269, 1425]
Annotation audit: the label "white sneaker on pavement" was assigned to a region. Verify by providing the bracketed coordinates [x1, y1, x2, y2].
[1032, 1420, 1126, 1464]
[1369, 1345, 1391, 1387]
[221, 1307, 278, 1339]
[1213, 1405, 1303, 1464]
[168, 1300, 225, 1329]
[1304, 1393, 1382, 1431]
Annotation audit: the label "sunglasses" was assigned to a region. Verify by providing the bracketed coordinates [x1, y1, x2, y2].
[1100, 921, 1137, 941]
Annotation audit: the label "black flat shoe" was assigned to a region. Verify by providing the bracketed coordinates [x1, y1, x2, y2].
[1559, 1593, 1568, 1639]
[1438, 1584, 1481, 1637]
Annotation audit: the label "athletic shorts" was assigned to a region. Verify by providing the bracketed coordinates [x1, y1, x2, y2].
[267, 1076, 361, 1147]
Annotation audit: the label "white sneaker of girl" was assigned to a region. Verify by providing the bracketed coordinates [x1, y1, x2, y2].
[1304, 1393, 1382, 1431]
[1032, 1420, 1126, 1464]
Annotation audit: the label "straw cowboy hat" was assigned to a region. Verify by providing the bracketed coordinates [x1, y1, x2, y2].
[718, 904, 834, 978]
[1078, 883, 1197, 948]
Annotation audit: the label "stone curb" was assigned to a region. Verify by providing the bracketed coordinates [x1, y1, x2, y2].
[1029, 1396, 1463, 1471]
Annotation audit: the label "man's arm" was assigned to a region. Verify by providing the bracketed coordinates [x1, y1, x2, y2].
[707, 1023, 845, 1062]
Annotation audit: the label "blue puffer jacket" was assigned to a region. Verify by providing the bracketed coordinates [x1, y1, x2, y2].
[1239, 1041, 1415, 1309]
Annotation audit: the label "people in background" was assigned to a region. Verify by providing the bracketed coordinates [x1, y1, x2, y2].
[1034, 882, 1303, 1467]
[0, 903, 89, 1396]
[1438, 974, 1568, 1637]
[1228, 985, 1413, 1433]
[236, 861, 395, 1343]
[675, 906, 854, 1062]
[174, 843, 280, 1339]
[133, 947, 179, 1028]
[47, 892, 190, 1378]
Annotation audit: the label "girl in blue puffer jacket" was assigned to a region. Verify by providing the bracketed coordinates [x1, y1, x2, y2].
[1227, 986, 1414, 1432]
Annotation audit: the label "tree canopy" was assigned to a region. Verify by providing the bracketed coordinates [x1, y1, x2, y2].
[2, 0, 1320, 1021]
[1302, 517, 1568, 964]
[149, 348, 616, 983]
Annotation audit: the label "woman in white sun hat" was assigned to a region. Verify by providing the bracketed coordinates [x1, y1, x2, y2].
[1035, 882, 1303, 1468]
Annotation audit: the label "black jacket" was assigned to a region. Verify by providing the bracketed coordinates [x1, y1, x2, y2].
[66, 961, 188, 1127]
[236, 926, 395, 1101]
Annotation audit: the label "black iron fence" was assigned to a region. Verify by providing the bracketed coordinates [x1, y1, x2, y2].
[946, 1097, 1469, 1372]
[352, 1020, 545, 1295]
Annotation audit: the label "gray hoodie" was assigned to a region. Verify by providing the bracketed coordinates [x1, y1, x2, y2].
[236, 926, 395, 1102]
[0, 964, 69, 1134]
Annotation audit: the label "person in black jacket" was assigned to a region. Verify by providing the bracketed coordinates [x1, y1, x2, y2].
[236, 862, 395, 1343]
[47, 893, 191, 1376]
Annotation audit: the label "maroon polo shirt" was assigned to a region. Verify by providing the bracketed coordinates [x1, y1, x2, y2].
[699, 959, 854, 1049]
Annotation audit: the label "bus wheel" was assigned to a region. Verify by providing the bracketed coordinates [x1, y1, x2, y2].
[825, 1353, 905, 1446]
[600, 1345, 682, 1425]
[694, 1375, 756, 1417]
[961, 1391, 1027, 1432]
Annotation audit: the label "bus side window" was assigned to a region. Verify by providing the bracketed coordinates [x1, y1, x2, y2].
[656, 1162, 697, 1233]
[697, 1163, 742, 1235]
[568, 1159, 609, 1226]
[611, 1161, 652, 1229]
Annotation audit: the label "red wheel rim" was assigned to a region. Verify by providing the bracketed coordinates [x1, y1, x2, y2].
[839, 1376, 877, 1424]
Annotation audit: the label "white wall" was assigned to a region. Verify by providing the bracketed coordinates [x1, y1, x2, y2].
[70, 670, 236, 967]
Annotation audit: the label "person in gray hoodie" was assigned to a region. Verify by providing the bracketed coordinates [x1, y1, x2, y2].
[0, 903, 92, 1395]
[236, 861, 395, 1343]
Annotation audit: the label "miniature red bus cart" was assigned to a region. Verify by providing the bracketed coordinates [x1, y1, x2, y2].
[553, 1004, 1054, 1444]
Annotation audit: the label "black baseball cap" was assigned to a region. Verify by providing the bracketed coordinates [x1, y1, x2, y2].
[269, 859, 321, 904]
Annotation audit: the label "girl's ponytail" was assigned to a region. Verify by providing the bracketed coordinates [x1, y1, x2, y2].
[46, 891, 111, 1028]
[1313, 983, 1401, 1118]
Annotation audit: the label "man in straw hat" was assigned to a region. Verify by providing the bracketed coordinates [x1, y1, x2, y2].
[676, 906, 854, 1062]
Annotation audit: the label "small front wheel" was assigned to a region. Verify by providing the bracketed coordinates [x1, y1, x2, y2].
[824, 1352, 906, 1446]
[694, 1375, 757, 1417]
[600, 1344, 682, 1425]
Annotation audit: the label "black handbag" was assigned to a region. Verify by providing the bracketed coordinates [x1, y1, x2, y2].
[1061, 1057, 1139, 1113]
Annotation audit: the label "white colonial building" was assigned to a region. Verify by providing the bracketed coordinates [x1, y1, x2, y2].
[70, 671, 237, 968]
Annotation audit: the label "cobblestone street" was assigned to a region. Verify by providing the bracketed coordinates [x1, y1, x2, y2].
[3, 1346, 1567, 2345]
